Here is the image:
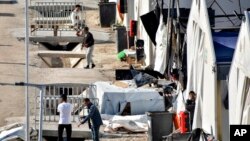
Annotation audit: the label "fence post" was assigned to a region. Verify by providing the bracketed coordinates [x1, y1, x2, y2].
[38, 87, 45, 141]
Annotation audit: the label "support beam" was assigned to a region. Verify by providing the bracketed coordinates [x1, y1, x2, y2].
[38, 51, 86, 58]
[30, 36, 84, 43]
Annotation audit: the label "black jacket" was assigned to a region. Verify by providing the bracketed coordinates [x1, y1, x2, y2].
[84, 32, 94, 47]
[81, 103, 103, 129]
[185, 99, 195, 120]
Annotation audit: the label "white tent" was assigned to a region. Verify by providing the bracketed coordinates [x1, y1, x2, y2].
[186, 0, 217, 136]
[130, 0, 250, 70]
[186, 0, 242, 140]
[229, 11, 250, 125]
[89, 82, 165, 115]
[136, 0, 193, 68]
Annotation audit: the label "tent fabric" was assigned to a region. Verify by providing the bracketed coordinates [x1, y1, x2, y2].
[134, 0, 155, 66]
[186, 0, 217, 138]
[242, 89, 250, 124]
[102, 114, 148, 132]
[212, 32, 238, 63]
[154, 14, 168, 74]
[89, 82, 165, 115]
[151, 0, 250, 28]
[186, 1, 240, 139]
[140, 1, 192, 46]
[140, 11, 159, 45]
[130, 69, 157, 87]
[229, 11, 250, 125]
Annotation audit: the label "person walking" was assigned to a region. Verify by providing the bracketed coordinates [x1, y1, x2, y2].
[57, 94, 73, 141]
[78, 98, 103, 141]
[77, 26, 95, 69]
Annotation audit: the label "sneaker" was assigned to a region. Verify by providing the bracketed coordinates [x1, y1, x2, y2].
[92, 64, 96, 69]
[84, 65, 89, 69]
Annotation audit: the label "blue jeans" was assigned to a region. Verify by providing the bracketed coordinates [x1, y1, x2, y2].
[91, 126, 100, 141]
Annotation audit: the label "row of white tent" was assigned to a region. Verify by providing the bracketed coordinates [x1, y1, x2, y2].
[117, 0, 250, 141]
[118, 0, 250, 70]
[186, 0, 250, 141]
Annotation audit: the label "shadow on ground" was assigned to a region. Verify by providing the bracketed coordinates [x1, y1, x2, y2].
[0, 13, 15, 17]
[0, 1, 17, 4]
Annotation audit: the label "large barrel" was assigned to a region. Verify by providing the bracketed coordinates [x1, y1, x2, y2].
[99, 2, 116, 27]
[115, 26, 128, 53]
[147, 111, 173, 141]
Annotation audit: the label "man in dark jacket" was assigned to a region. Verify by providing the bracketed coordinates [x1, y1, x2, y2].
[78, 98, 103, 141]
[185, 91, 196, 129]
[77, 26, 95, 69]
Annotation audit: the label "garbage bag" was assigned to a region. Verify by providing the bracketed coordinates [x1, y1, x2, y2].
[130, 69, 157, 87]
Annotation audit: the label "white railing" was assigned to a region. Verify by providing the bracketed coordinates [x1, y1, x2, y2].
[34, 83, 98, 129]
[30, 1, 86, 33]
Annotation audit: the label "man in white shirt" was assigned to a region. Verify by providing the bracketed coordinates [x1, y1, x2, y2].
[57, 94, 73, 141]
[70, 4, 83, 31]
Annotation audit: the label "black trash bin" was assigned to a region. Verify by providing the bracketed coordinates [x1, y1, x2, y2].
[115, 26, 128, 53]
[99, 2, 116, 27]
[147, 111, 173, 141]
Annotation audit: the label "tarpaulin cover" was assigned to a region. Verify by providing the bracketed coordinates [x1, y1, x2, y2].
[140, 11, 159, 45]
[212, 32, 238, 63]
[130, 69, 157, 87]
[89, 81, 165, 115]
[102, 114, 148, 133]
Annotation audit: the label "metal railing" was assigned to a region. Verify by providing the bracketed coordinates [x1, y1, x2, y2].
[34, 83, 98, 129]
[30, 1, 86, 33]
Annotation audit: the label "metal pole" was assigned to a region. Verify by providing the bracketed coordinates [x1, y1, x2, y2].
[25, 0, 30, 140]
[214, 1, 235, 26]
[38, 87, 44, 141]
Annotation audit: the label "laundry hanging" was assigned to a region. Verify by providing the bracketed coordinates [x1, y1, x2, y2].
[154, 14, 168, 74]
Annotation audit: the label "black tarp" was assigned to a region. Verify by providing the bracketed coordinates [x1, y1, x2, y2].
[140, 11, 160, 46]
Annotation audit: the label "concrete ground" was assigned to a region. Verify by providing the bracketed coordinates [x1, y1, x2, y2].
[0, 0, 147, 140]
[0, 0, 116, 126]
